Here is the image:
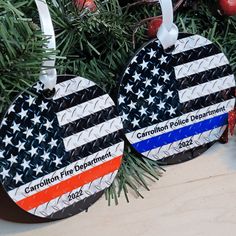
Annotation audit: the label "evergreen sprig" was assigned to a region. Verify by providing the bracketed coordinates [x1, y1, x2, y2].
[0, 0, 236, 203]
[0, 0, 48, 113]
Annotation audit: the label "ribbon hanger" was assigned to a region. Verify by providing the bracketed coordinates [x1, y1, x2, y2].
[35, 0, 57, 90]
[157, 0, 179, 49]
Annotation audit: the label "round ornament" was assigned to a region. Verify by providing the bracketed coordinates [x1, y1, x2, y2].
[219, 0, 236, 16]
[0, 75, 124, 220]
[117, 32, 236, 164]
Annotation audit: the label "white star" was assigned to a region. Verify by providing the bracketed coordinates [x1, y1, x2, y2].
[13, 173, 23, 184]
[136, 89, 144, 99]
[168, 106, 176, 116]
[34, 83, 42, 92]
[26, 95, 35, 106]
[53, 156, 62, 167]
[41, 151, 50, 161]
[148, 49, 156, 58]
[0, 167, 10, 179]
[8, 105, 15, 114]
[16, 141, 25, 152]
[139, 106, 147, 116]
[3, 135, 12, 146]
[131, 118, 139, 128]
[39, 101, 48, 111]
[28, 147, 38, 157]
[132, 72, 141, 82]
[23, 128, 33, 138]
[140, 60, 148, 70]
[19, 109, 27, 119]
[155, 41, 161, 47]
[11, 122, 20, 133]
[45, 120, 53, 130]
[147, 95, 155, 104]
[165, 90, 174, 99]
[154, 84, 163, 93]
[159, 55, 167, 64]
[33, 164, 43, 175]
[1, 118, 7, 127]
[121, 112, 128, 122]
[125, 84, 133, 93]
[49, 139, 58, 148]
[150, 113, 158, 122]
[8, 155, 18, 166]
[118, 95, 126, 105]
[144, 78, 152, 88]
[151, 67, 159, 76]
[162, 72, 170, 82]
[21, 159, 31, 171]
[128, 101, 137, 110]
[131, 56, 138, 64]
[157, 101, 166, 110]
[125, 67, 130, 74]
[36, 133, 45, 143]
[31, 114, 41, 124]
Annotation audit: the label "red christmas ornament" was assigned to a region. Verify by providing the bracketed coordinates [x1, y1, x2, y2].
[74, 0, 97, 12]
[147, 17, 163, 38]
[219, 108, 236, 144]
[219, 0, 236, 16]
[228, 109, 236, 136]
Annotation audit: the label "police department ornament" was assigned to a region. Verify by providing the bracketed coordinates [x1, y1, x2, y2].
[118, 33, 236, 164]
[0, 75, 124, 220]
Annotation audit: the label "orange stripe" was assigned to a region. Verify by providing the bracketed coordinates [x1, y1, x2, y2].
[16, 155, 122, 211]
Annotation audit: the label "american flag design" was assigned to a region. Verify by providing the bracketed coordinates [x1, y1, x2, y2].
[118, 33, 236, 164]
[0, 75, 124, 219]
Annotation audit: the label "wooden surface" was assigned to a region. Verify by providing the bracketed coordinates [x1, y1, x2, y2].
[1, 135, 236, 236]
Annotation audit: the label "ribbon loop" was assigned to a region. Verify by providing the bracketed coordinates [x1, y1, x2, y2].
[157, 0, 179, 49]
[35, 0, 57, 90]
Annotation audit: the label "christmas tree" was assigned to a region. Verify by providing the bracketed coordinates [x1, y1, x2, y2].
[1, 0, 236, 203]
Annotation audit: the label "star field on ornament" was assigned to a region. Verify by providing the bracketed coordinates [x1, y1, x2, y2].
[13, 173, 23, 184]
[26, 95, 35, 106]
[0, 167, 10, 179]
[45, 120, 53, 130]
[36, 133, 45, 143]
[140, 60, 149, 70]
[19, 109, 28, 119]
[128, 101, 137, 110]
[24, 128, 33, 138]
[132, 118, 139, 128]
[32, 114, 41, 124]
[132, 72, 141, 82]
[16, 141, 25, 152]
[11, 122, 20, 133]
[28, 147, 38, 157]
[34, 164, 43, 175]
[8, 155, 18, 166]
[151, 67, 159, 76]
[21, 159, 31, 171]
[3, 135, 12, 146]
[49, 139, 58, 148]
[159, 55, 167, 64]
[148, 49, 156, 58]
[53, 156, 62, 167]
[118, 39, 179, 134]
[41, 151, 50, 161]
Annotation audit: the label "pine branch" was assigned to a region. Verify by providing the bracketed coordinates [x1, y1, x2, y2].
[0, 0, 48, 113]
[1, 0, 236, 204]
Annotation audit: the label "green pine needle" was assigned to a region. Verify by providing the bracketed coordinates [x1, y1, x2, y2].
[1, 0, 236, 204]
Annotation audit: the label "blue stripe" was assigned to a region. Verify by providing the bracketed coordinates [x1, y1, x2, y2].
[133, 113, 228, 153]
